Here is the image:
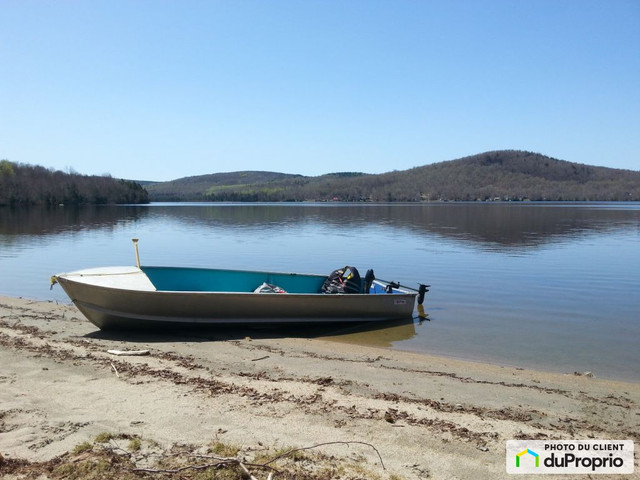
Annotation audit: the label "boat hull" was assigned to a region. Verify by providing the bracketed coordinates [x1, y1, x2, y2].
[54, 267, 417, 330]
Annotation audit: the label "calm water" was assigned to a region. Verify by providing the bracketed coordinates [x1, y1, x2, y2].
[1, 203, 639, 381]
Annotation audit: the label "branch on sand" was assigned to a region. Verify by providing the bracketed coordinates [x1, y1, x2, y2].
[131, 440, 385, 479]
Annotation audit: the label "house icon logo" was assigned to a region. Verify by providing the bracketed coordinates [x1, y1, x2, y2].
[516, 449, 539, 468]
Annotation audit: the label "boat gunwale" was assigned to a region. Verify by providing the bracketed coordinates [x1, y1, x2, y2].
[57, 276, 417, 298]
[55, 266, 417, 296]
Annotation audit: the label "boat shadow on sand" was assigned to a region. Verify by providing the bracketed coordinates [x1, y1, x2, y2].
[83, 317, 421, 349]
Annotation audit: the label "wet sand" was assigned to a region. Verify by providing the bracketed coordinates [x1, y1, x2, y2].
[1, 295, 638, 479]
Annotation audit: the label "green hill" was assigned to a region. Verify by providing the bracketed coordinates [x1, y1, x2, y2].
[145, 150, 640, 202]
[145, 171, 303, 201]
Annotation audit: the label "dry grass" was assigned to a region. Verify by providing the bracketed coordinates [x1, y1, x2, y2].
[0, 435, 403, 480]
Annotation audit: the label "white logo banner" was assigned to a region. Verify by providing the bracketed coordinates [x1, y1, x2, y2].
[506, 440, 634, 475]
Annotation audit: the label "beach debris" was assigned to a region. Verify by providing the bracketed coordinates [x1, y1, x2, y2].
[251, 355, 270, 362]
[132, 441, 386, 478]
[110, 362, 120, 378]
[107, 349, 150, 356]
[315, 376, 334, 386]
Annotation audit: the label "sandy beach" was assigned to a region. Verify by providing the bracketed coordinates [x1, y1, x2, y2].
[1, 295, 638, 479]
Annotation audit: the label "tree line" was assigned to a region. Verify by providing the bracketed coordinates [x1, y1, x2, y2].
[0, 160, 149, 206]
[5, 151, 638, 206]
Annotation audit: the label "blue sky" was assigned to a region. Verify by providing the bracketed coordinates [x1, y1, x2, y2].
[1, 0, 638, 181]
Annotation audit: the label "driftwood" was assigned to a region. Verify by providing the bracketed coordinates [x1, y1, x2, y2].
[132, 456, 277, 479]
[263, 441, 386, 470]
[107, 349, 150, 356]
[251, 355, 270, 362]
[131, 440, 385, 478]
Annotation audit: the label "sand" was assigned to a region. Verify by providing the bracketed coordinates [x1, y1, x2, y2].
[0, 295, 638, 479]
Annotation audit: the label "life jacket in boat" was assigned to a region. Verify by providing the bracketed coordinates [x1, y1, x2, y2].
[321, 266, 362, 294]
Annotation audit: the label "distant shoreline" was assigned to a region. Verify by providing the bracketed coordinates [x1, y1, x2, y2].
[4, 198, 640, 209]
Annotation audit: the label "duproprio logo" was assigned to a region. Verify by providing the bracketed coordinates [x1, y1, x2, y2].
[507, 440, 634, 475]
[516, 449, 539, 468]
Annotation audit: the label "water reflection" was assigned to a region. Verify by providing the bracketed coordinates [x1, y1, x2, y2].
[2, 203, 637, 251]
[84, 317, 417, 347]
[320, 318, 418, 348]
[0, 205, 149, 236]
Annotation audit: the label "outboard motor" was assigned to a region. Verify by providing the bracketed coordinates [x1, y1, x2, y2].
[417, 284, 429, 305]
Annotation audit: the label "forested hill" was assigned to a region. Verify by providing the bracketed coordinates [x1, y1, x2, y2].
[146, 171, 302, 201]
[146, 151, 640, 202]
[0, 161, 149, 206]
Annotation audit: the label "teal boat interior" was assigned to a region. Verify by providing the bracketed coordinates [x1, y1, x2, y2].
[142, 266, 328, 294]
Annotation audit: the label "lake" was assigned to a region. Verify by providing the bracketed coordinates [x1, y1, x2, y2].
[1, 202, 639, 381]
